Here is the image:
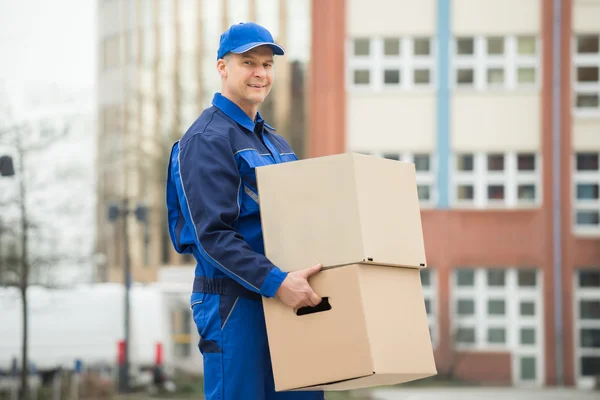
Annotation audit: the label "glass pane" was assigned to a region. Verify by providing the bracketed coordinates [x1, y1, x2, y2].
[576, 211, 600, 226]
[518, 154, 535, 170]
[581, 357, 600, 377]
[458, 185, 474, 200]
[457, 154, 474, 171]
[579, 271, 600, 288]
[518, 68, 536, 84]
[520, 301, 535, 316]
[414, 38, 430, 56]
[457, 299, 475, 315]
[487, 154, 504, 171]
[457, 269, 475, 286]
[577, 184, 600, 200]
[487, 269, 506, 286]
[487, 68, 504, 84]
[488, 299, 505, 315]
[521, 328, 536, 345]
[576, 153, 599, 171]
[354, 69, 370, 85]
[577, 35, 600, 54]
[520, 357, 536, 380]
[488, 328, 506, 344]
[354, 38, 370, 56]
[425, 299, 432, 315]
[577, 67, 600, 83]
[414, 154, 430, 171]
[581, 329, 600, 348]
[581, 300, 600, 320]
[518, 185, 536, 201]
[518, 270, 537, 287]
[420, 269, 431, 286]
[518, 36, 536, 55]
[487, 185, 505, 200]
[576, 94, 600, 108]
[457, 38, 474, 55]
[383, 38, 400, 56]
[457, 69, 474, 84]
[414, 69, 431, 84]
[487, 37, 504, 55]
[384, 69, 400, 85]
[456, 327, 476, 343]
[418, 185, 431, 201]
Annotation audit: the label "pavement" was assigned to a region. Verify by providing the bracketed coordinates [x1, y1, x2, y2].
[369, 387, 600, 400]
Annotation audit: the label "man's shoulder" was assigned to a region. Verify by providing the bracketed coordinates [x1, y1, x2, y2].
[181, 107, 236, 145]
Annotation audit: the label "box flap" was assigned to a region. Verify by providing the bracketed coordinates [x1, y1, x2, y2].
[353, 153, 427, 268]
[257, 153, 364, 272]
[294, 372, 436, 391]
[359, 265, 436, 375]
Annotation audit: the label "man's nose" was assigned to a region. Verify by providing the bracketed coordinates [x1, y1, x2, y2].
[253, 66, 267, 78]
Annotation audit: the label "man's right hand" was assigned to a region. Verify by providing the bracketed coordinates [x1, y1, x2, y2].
[275, 263, 323, 309]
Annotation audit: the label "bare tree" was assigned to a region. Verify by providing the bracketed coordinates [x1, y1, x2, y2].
[0, 106, 92, 399]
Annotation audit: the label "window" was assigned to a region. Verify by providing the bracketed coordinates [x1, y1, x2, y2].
[365, 152, 436, 207]
[452, 152, 540, 208]
[573, 152, 600, 235]
[420, 268, 438, 347]
[452, 267, 543, 385]
[453, 36, 539, 90]
[573, 34, 600, 114]
[574, 269, 600, 386]
[347, 37, 435, 91]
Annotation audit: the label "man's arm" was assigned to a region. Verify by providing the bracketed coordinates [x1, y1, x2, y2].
[173, 133, 286, 297]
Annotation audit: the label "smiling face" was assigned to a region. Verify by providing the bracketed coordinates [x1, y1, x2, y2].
[217, 45, 275, 118]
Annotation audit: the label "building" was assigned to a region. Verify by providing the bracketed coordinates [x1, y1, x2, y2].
[309, 0, 600, 389]
[95, 0, 311, 369]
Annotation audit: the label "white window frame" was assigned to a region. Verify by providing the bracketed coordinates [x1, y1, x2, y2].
[573, 152, 600, 236]
[452, 36, 540, 92]
[421, 268, 439, 349]
[573, 269, 600, 389]
[451, 268, 544, 386]
[367, 151, 437, 208]
[451, 152, 541, 209]
[347, 37, 437, 92]
[572, 34, 600, 117]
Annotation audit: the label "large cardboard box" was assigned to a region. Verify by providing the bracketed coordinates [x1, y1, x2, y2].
[256, 153, 427, 272]
[262, 263, 437, 391]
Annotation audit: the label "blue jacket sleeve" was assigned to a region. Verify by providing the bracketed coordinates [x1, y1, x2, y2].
[175, 133, 287, 298]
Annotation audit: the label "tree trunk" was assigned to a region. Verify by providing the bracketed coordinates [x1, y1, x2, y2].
[17, 134, 29, 400]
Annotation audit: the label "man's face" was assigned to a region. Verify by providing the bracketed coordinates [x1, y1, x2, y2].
[218, 45, 274, 109]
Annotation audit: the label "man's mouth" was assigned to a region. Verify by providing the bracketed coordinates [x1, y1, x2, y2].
[248, 84, 265, 88]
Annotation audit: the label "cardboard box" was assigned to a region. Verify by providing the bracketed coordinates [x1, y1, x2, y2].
[263, 263, 437, 391]
[256, 153, 427, 272]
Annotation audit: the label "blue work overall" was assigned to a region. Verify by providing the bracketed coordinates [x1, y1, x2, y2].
[166, 93, 324, 400]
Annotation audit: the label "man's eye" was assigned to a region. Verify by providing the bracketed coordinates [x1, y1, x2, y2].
[264, 64, 272, 68]
[244, 61, 252, 65]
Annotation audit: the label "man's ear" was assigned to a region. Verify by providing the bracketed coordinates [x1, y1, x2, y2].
[216, 59, 228, 78]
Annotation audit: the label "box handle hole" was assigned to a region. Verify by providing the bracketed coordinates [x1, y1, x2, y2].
[296, 297, 332, 316]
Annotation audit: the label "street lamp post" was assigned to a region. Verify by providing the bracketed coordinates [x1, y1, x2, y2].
[108, 200, 147, 393]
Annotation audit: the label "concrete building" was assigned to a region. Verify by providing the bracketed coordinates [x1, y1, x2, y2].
[310, 0, 600, 389]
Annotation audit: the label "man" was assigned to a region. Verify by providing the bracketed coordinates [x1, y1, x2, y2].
[166, 22, 325, 400]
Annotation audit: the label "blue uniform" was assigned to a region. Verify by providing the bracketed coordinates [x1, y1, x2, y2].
[166, 93, 324, 400]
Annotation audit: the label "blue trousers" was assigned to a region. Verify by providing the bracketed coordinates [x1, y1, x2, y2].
[192, 292, 325, 400]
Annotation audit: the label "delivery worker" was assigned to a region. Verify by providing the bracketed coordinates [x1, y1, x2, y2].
[165, 22, 325, 400]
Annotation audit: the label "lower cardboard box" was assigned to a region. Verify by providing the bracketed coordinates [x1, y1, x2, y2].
[262, 263, 437, 392]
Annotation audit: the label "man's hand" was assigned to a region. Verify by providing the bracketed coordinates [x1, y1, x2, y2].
[275, 263, 322, 309]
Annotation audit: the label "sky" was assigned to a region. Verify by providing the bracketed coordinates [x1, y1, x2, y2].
[0, 0, 97, 112]
[0, 0, 97, 284]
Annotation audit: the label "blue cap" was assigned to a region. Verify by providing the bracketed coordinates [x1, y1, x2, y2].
[217, 22, 285, 60]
